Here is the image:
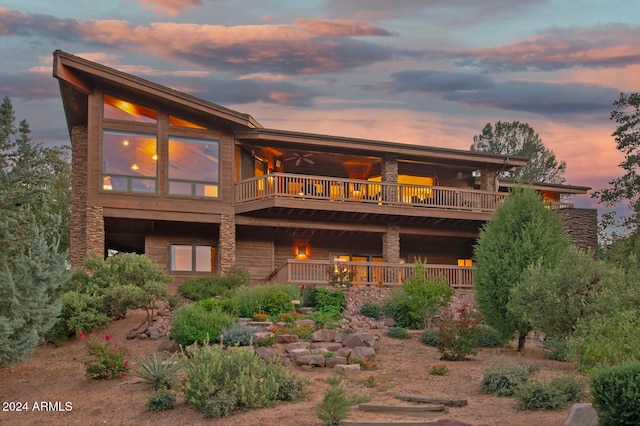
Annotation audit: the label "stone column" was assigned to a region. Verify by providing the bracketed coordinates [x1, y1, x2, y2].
[219, 213, 236, 273]
[556, 208, 598, 258]
[381, 153, 398, 203]
[70, 125, 104, 267]
[479, 169, 497, 192]
[382, 224, 400, 283]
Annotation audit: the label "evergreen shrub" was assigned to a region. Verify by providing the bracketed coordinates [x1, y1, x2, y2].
[591, 360, 640, 425]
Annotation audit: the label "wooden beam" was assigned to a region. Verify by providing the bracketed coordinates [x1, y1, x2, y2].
[394, 394, 468, 407]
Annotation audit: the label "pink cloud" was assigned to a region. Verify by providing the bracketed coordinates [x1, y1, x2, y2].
[460, 24, 640, 71]
[135, 0, 204, 17]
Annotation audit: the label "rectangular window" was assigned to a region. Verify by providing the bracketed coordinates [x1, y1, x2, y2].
[102, 130, 157, 193]
[104, 95, 157, 123]
[170, 244, 216, 272]
[457, 259, 473, 267]
[168, 137, 220, 197]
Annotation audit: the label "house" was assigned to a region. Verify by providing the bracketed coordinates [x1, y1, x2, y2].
[53, 50, 597, 293]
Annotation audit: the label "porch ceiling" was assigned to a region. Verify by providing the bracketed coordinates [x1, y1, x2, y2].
[234, 205, 484, 237]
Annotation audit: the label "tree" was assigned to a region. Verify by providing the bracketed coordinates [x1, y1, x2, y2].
[509, 246, 627, 340]
[470, 121, 566, 184]
[0, 96, 68, 367]
[593, 92, 640, 229]
[473, 187, 569, 351]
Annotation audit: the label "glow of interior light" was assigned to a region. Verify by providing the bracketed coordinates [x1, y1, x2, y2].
[152, 154, 158, 161]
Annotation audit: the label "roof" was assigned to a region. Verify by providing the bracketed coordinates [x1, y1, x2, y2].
[499, 178, 591, 194]
[53, 50, 262, 131]
[52, 50, 528, 170]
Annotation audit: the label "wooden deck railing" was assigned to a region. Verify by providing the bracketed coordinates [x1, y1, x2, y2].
[270, 260, 474, 289]
[235, 173, 506, 213]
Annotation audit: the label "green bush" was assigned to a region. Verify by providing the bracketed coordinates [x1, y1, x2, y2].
[400, 259, 455, 329]
[146, 388, 176, 412]
[543, 338, 570, 361]
[316, 376, 370, 426]
[302, 309, 343, 329]
[307, 287, 347, 313]
[46, 290, 110, 345]
[169, 304, 234, 346]
[513, 381, 566, 410]
[569, 309, 640, 372]
[178, 277, 233, 301]
[197, 297, 235, 313]
[220, 323, 256, 346]
[475, 324, 503, 348]
[382, 288, 419, 329]
[419, 329, 440, 346]
[47, 253, 171, 344]
[360, 302, 383, 319]
[230, 285, 300, 318]
[386, 327, 411, 339]
[131, 352, 181, 391]
[481, 363, 540, 396]
[591, 360, 640, 425]
[514, 375, 583, 410]
[550, 375, 583, 403]
[181, 344, 307, 418]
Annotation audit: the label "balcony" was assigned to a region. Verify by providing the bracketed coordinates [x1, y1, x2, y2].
[235, 173, 506, 215]
[269, 260, 474, 289]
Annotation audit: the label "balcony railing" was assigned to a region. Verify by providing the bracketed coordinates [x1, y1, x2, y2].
[235, 173, 506, 213]
[270, 260, 474, 289]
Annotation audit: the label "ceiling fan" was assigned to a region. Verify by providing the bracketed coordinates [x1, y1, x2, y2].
[283, 152, 315, 166]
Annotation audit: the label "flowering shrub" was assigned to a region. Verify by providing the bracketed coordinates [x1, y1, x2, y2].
[277, 323, 315, 339]
[279, 311, 300, 323]
[80, 333, 130, 380]
[348, 358, 379, 370]
[437, 303, 482, 361]
[430, 364, 449, 376]
[252, 312, 269, 321]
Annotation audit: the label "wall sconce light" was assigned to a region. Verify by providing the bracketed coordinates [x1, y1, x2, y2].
[297, 245, 307, 256]
[275, 159, 282, 168]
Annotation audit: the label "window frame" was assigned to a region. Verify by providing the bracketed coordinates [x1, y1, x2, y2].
[169, 243, 216, 273]
[167, 135, 221, 198]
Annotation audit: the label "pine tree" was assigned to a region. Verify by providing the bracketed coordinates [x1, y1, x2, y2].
[0, 96, 68, 367]
[473, 187, 569, 352]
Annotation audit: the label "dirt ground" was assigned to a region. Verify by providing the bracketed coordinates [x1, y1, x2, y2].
[0, 309, 581, 426]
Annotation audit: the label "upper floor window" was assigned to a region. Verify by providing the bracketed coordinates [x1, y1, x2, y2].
[169, 115, 206, 129]
[104, 95, 157, 123]
[102, 130, 157, 193]
[168, 136, 219, 197]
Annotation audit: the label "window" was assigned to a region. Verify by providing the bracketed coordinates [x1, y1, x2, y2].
[168, 137, 219, 197]
[170, 244, 216, 272]
[102, 130, 157, 193]
[169, 115, 206, 129]
[104, 95, 157, 123]
[457, 259, 473, 267]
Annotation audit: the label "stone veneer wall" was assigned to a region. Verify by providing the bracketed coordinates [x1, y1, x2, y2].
[556, 208, 598, 256]
[381, 153, 398, 203]
[70, 125, 105, 267]
[480, 170, 497, 192]
[219, 213, 236, 273]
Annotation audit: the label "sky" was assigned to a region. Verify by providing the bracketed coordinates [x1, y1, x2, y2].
[1, 0, 639, 216]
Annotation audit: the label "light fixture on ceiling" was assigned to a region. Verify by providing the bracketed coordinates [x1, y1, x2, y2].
[131, 163, 139, 171]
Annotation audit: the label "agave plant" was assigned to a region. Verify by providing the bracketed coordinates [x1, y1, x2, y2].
[131, 351, 181, 391]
